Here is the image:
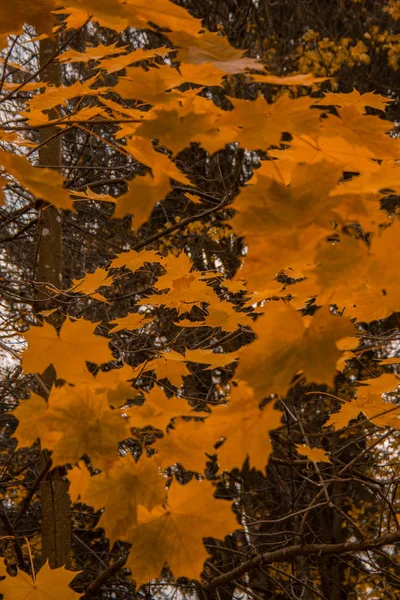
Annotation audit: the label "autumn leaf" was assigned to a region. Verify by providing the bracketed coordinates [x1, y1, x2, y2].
[0, 559, 81, 599]
[12, 393, 49, 449]
[149, 350, 192, 387]
[168, 30, 261, 74]
[217, 94, 321, 150]
[309, 222, 400, 321]
[126, 478, 238, 587]
[68, 455, 166, 544]
[322, 105, 400, 159]
[110, 311, 153, 333]
[296, 444, 331, 464]
[317, 89, 393, 113]
[58, 42, 127, 64]
[184, 348, 239, 370]
[0, 2, 56, 48]
[113, 173, 171, 226]
[14, 385, 129, 470]
[135, 105, 219, 154]
[326, 374, 400, 430]
[0, 150, 74, 210]
[22, 318, 113, 382]
[68, 268, 114, 303]
[154, 419, 217, 473]
[207, 382, 283, 471]
[114, 64, 184, 106]
[24, 75, 102, 126]
[252, 72, 329, 86]
[129, 385, 197, 431]
[237, 304, 357, 399]
[66, 364, 138, 407]
[110, 248, 163, 271]
[270, 134, 375, 172]
[98, 46, 170, 73]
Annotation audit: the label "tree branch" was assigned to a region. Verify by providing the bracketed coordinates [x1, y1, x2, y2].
[204, 530, 400, 590]
[82, 554, 128, 598]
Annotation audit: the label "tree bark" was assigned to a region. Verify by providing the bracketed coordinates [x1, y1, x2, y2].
[34, 35, 71, 570]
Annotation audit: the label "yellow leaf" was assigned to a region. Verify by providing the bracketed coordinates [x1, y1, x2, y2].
[252, 72, 329, 86]
[69, 268, 113, 303]
[22, 318, 113, 383]
[155, 419, 216, 473]
[296, 444, 331, 464]
[69, 455, 166, 544]
[110, 249, 163, 271]
[110, 312, 152, 333]
[168, 30, 261, 74]
[14, 385, 129, 470]
[207, 382, 283, 471]
[126, 479, 238, 587]
[318, 89, 393, 113]
[0, 558, 81, 599]
[0, 151, 74, 210]
[237, 304, 357, 398]
[129, 386, 196, 431]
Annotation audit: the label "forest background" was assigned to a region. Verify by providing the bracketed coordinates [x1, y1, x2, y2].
[0, 1, 400, 599]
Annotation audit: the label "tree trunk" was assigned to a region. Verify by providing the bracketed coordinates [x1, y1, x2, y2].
[34, 35, 71, 570]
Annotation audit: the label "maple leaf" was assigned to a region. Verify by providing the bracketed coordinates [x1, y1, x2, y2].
[98, 46, 171, 74]
[110, 248, 163, 271]
[0, 150, 74, 210]
[332, 160, 400, 197]
[310, 222, 400, 321]
[270, 134, 375, 172]
[154, 419, 217, 473]
[321, 105, 400, 159]
[24, 75, 102, 126]
[110, 311, 153, 333]
[115, 64, 184, 106]
[59, 0, 128, 30]
[63, 0, 201, 35]
[0, 558, 81, 599]
[135, 106, 219, 154]
[252, 72, 329, 86]
[113, 173, 171, 226]
[58, 42, 127, 64]
[207, 382, 283, 471]
[235, 224, 328, 286]
[22, 318, 113, 382]
[317, 89, 393, 113]
[124, 0, 203, 34]
[129, 385, 197, 431]
[237, 304, 357, 399]
[12, 393, 49, 449]
[168, 30, 261, 74]
[47, 386, 129, 469]
[217, 94, 321, 150]
[14, 385, 129, 470]
[149, 350, 192, 387]
[124, 138, 190, 185]
[65, 364, 138, 407]
[0, 1, 56, 48]
[295, 444, 331, 464]
[326, 374, 400, 430]
[178, 62, 227, 87]
[126, 478, 238, 587]
[184, 348, 239, 370]
[68, 268, 114, 303]
[202, 300, 247, 331]
[140, 252, 218, 311]
[233, 161, 342, 238]
[69, 455, 166, 544]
